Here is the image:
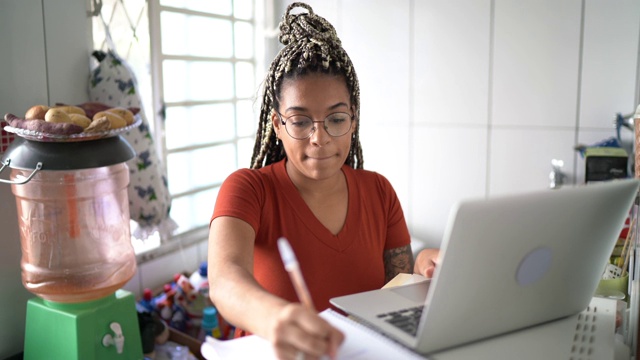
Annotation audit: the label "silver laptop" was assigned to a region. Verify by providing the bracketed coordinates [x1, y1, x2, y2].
[330, 179, 640, 355]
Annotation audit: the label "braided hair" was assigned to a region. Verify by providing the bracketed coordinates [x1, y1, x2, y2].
[250, 2, 363, 169]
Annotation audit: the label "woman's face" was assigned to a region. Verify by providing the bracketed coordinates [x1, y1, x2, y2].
[273, 73, 356, 182]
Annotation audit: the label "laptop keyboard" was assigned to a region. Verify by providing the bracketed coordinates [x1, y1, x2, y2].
[376, 306, 424, 337]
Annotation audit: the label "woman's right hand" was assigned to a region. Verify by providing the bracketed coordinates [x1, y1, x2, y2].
[268, 303, 344, 360]
[209, 217, 343, 359]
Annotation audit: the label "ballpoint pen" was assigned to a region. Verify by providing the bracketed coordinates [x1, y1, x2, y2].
[277, 237, 316, 310]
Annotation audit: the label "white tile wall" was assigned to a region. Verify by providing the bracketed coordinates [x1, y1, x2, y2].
[488, 128, 577, 195]
[197, 239, 209, 264]
[339, 0, 413, 214]
[121, 267, 143, 295]
[409, 125, 489, 247]
[579, 0, 640, 128]
[413, 0, 492, 127]
[492, 0, 582, 128]
[127, 242, 207, 294]
[121, 238, 210, 296]
[42, 0, 93, 106]
[340, 0, 411, 128]
[318, 0, 638, 249]
[293, 0, 338, 24]
[359, 124, 412, 212]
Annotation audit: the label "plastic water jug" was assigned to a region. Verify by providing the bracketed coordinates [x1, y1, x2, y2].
[2, 136, 136, 303]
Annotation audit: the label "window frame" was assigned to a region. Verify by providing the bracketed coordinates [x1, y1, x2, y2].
[135, 0, 263, 263]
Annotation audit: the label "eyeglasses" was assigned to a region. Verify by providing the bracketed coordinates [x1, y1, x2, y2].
[276, 111, 355, 140]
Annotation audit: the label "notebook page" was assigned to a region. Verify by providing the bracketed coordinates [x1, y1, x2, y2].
[320, 309, 427, 359]
[200, 309, 428, 359]
[201, 334, 276, 359]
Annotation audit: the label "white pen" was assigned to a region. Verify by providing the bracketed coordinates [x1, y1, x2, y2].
[277, 237, 316, 310]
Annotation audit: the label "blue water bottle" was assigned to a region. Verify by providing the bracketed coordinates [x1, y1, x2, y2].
[200, 306, 222, 341]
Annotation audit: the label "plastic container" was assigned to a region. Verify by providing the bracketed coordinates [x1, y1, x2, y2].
[189, 261, 209, 294]
[199, 306, 222, 341]
[10, 163, 136, 303]
[137, 288, 155, 313]
[596, 274, 629, 301]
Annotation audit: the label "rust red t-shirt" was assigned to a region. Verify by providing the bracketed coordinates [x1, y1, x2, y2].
[211, 159, 410, 313]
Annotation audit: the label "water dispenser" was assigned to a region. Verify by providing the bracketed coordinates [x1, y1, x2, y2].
[1, 135, 143, 359]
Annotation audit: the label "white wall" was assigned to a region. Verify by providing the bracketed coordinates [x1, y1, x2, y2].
[287, 0, 640, 249]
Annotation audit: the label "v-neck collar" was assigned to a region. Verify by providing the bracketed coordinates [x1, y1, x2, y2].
[275, 159, 357, 252]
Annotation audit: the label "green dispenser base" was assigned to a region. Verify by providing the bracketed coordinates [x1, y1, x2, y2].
[24, 289, 143, 360]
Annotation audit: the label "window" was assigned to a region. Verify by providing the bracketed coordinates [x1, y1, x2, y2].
[93, 0, 263, 260]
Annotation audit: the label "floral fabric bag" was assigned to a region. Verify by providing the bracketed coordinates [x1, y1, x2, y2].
[89, 50, 176, 239]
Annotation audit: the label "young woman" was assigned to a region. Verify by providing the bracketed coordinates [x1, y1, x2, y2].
[208, 3, 439, 359]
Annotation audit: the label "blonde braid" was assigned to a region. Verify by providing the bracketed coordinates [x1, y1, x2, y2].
[250, 2, 363, 169]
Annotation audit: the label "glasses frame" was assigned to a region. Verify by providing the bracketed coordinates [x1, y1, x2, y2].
[275, 110, 355, 140]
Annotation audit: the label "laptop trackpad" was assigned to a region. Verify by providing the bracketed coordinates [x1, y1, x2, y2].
[390, 282, 430, 304]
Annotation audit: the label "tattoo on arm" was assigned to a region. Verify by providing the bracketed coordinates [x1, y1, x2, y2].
[383, 245, 414, 283]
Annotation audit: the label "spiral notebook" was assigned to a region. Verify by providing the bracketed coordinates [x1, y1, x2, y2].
[200, 308, 424, 359]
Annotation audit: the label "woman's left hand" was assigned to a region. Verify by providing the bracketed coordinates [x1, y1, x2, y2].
[414, 248, 440, 278]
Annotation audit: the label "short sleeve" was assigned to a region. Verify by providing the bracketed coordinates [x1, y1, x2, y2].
[211, 169, 265, 235]
[377, 173, 411, 250]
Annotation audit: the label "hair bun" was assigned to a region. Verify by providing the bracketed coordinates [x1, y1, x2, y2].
[278, 2, 340, 47]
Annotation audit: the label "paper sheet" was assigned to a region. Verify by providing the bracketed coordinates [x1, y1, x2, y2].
[382, 273, 429, 289]
[201, 274, 430, 359]
[201, 334, 275, 360]
[200, 309, 425, 360]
